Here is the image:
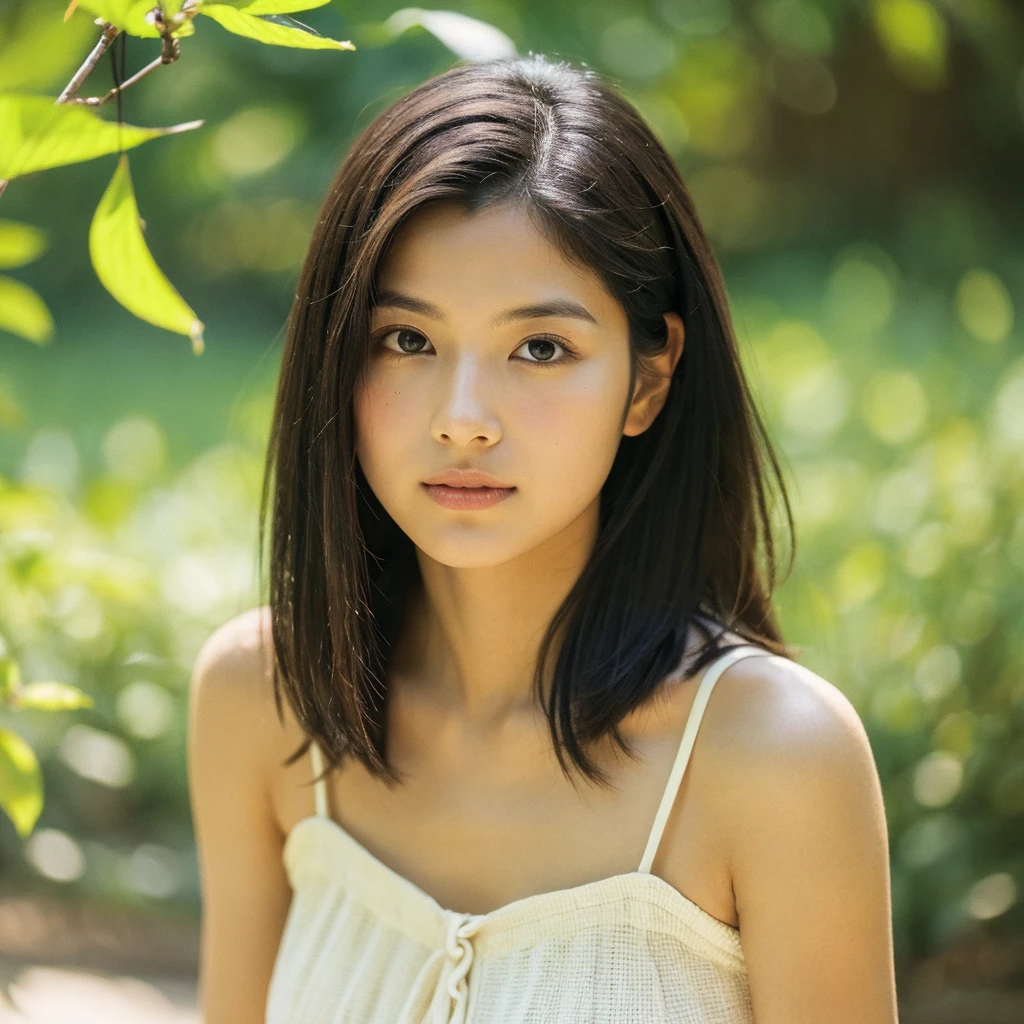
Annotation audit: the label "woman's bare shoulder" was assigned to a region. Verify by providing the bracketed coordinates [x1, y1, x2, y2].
[703, 651, 872, 773]
[187, 605, 301, 833]
[187, 603, 282, 805]
[191, 605, 274, 695]
[188, 603, 297, 738]
[188, 605, 300, 1022]
[700, 651, 887, 881]
[701, 653, 897, 1019]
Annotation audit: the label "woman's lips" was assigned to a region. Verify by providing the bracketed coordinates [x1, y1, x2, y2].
[421, 483, 516, 510]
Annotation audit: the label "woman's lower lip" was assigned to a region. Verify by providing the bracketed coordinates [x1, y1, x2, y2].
[422, 484, 516, 509]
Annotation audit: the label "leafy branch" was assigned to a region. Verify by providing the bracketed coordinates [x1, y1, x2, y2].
[0, 0, 354, 354]
[59, 4, 183, 107]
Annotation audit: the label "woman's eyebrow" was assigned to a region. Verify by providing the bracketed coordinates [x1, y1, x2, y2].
[373, 289, 599, 326]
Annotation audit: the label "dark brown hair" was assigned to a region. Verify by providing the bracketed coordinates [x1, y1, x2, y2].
[259, 54, 799, 787]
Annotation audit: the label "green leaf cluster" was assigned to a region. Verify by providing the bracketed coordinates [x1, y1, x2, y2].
[0, 0, 353, 353]
[0, 426, 267, 891]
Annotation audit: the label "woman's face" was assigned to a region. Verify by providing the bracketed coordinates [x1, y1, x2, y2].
[354, 200, 668, 569]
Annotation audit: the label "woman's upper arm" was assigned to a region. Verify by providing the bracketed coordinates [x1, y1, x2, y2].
[718, 658, 899, 1024]
[187, 610, 293, 1024]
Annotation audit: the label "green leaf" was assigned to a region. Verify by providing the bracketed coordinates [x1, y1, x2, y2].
[89, 153, 205, 353]
[74, 0, 141, 26]
[13, 682, 95, 711]
[199, 4, 355, 49]
[223, 0, 332, 13]
[0, 727, 43, 838]
[75, 0, 157, 35]
[0, 275, 54, 344]
[75, 1, 196, 38]
[0, 220, 47, 270]
[382, 8, 515, 61]
[0, 94, 203, 179]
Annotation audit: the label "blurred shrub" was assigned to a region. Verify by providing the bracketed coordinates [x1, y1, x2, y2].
[740, 242, 1024, 966]
[0, 404, 267, 913]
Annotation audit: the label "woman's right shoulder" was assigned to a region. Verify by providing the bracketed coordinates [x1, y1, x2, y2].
[191, 605, 273, 697]
[188, 606, 300, 1021]
[188, 604, 285, 732]
[187, 605, 288, 808]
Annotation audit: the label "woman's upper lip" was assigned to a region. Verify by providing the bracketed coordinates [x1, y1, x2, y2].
[423, 469, 515, 488]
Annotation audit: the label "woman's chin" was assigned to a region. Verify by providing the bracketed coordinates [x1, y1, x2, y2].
[412, 532, 536, 570]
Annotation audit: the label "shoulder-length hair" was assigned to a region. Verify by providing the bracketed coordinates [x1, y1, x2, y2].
[259, 54, 799, 787]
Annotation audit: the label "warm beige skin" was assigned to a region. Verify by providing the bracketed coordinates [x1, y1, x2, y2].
[188, 201, 899, 1023]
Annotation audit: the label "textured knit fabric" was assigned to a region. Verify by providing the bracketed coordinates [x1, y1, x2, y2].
[266, 645, 772, 1024]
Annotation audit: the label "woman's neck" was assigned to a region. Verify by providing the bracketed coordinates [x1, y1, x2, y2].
[392, 498, 600, 725]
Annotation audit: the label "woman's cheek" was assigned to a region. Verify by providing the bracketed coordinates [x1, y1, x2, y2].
[515, 387, 623, 495]
[355, 376, 418, 462]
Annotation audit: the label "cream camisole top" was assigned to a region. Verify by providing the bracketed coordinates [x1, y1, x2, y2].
[266, 644, 772, 1024]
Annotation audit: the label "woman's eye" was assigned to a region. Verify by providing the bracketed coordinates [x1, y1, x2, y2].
[377, 328, 433, 355]
[514, 336, 574, 364]
[374, 328, 575, 364]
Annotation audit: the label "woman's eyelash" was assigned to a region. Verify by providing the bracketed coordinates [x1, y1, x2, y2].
[371, 327, 579, 365]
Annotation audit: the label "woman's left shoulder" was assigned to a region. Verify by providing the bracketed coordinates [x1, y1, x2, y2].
[704, 649, 883, 807]
[702, 650, 898, 1020]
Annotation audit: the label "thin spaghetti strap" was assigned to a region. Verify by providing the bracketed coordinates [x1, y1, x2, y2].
[308, 739, 329, 819]
[637, 645, 773, 874]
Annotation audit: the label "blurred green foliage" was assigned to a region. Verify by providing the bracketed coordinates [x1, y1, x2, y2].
[0, 0, 1022, 983]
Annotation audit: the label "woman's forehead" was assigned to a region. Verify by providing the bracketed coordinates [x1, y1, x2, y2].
[374, 201, 622, 321]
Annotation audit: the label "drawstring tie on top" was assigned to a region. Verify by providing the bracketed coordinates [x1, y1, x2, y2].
[444, 911, 478, 1016]
[397, 910, 486, 1024]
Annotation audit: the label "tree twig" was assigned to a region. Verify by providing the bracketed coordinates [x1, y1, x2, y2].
[68, 53, 165, 106]
[0, 11, 185, 199]
[57, 19, 120, 102]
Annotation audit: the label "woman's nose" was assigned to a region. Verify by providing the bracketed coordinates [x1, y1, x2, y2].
[430, 353, 502, 447]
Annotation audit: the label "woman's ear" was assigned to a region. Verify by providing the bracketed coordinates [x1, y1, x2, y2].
[622, 311, 685, 437]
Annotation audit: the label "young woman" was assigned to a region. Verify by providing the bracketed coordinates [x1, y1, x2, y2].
[188, 55, 898, 1024]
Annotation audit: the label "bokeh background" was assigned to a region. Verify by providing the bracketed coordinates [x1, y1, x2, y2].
[1, 0, 1022, 1020]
